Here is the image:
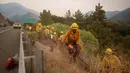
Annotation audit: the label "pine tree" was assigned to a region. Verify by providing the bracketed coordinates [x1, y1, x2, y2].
[39, 10, 52, 25]
[84, 13, 89, 21]
[91, 3, 106, 24]
[73, 10, 84, 22]
[65, 10, 71, 19]
[47, 10, 53, 24]
[87, 3, 111, 51]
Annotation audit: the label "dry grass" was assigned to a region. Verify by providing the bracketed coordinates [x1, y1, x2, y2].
[45, 67, 67, 73]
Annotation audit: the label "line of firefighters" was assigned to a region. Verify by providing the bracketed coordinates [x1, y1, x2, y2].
[44, 26, 57, 40]
[41, 23, 122, 73]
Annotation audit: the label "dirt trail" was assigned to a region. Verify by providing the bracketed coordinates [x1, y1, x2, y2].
[33, 39, 87, 73]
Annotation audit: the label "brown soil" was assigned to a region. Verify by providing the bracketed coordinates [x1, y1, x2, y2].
[34, 39, 87, 73]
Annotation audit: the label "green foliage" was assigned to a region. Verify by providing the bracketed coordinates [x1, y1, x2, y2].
[65, 10, 71, 19]
[83, 3, 130, 57]
[34, 3, 130, 73]
[51, 15, 65, 24]
[83, 13, 89, 21]
[90, 3, 106, 23]
[49, 23, 69, 36]
[80, 30, 99, 53]
[122, 35, 130, 55]
[64, 10, 75, 25]
[73, 10, 84, 22]
[82, 3, 111, 53]
[26, 31, 39, 41]
[39, 10, 53, 25]
[38, 3, 130, 58]
[49, 23, 99, 53]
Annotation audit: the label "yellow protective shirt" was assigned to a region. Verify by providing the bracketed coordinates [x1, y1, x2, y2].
[64, 29, 83, 51]
[100, 55, 121, 73]
[53, 31, 57, 39]
[36, 23, 43, 32]
[64, 29, 80, 44]
[44, 28, 50, 36]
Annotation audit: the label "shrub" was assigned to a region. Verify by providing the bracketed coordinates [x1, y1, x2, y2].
[49, 23, 69, 36]
[49, 23, 99, 53]
[80, 30, 99, 53]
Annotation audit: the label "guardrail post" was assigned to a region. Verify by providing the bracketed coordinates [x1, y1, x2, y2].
[34, 50, 44, 73]
[18, 29, 26, 73]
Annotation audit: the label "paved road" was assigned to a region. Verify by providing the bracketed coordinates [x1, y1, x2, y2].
[0, 26, 20, 73]
[0, 26, 12, 32]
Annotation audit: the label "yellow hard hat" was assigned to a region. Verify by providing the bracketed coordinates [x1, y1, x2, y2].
[105, 48, 113, 54]
[46, 26, 49, 28]
[60, 31, 63, 34]
[51, 27, 54, 30]
[38, 23, 42, 26]
[54, 32, 56, 35]
[71, 23, 79, 29]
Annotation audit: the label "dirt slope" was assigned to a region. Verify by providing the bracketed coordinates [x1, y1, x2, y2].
[33, 39, 87, 73]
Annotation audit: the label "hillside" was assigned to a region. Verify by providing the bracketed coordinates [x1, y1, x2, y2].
[87, 11, 119, 18]
[110, 8, 130, 24]
[10, 12, 39, 23]
[105, 11, 119, 18]
[0, 3, 39, 20]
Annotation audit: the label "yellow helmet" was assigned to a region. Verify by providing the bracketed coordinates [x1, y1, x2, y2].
[60, 31, 63, 34]
[54, 32, 56, 35]
[51, 27, 54, 30]
[46, 26, 49, 28]
[38, 23, 42, 26]
[105, 48, 113, 54]
[71, 23, 79, 29]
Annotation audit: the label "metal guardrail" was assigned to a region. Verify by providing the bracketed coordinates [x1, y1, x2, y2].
[18, 29, 44, 73]
[18, 29, 26, 73]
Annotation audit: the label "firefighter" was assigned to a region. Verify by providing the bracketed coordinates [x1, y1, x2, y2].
[100, 48, 121, 73]
[44, 26, 50, 39]
[64, 23, 83, 63]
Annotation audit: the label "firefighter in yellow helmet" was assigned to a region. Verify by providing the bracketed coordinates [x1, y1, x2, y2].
[29, 26, 32, 30]
[36, 23, 43, 32]
[64, 23, 83, 63]
[100, 48, 121, 73]
[50, 27, 54, 39]
[35, 23, 43, 40]
[60, 31, 63, 34]
[53, 29, 58, 43]
[46, 26, 49, 29]
[44, 26, 50, 39]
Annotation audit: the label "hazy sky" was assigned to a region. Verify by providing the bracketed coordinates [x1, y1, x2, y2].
[0, 0, 130, 16]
